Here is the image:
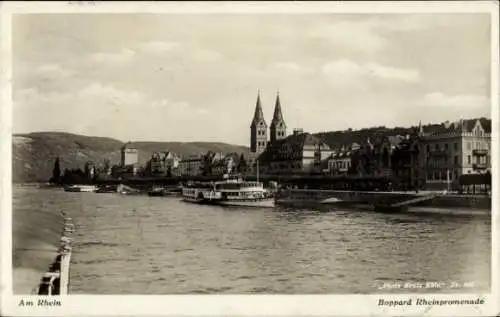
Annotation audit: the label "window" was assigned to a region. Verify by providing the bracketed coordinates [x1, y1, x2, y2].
[453, 156, 458, 165]
[435, 144, 439, 150]
[467, 155, 471, 164]
[426, 144, 430, 152]
[445, 143, 449, 151]
[467, 142, 471, 150]
[454, 142, 458, 151]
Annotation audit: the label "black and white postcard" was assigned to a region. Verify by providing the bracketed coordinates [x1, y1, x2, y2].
[1, 1, 499, 316]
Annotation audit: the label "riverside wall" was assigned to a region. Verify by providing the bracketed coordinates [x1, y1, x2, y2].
[277, 189, 491, 210]
[35, 215, 73, 295]
[92, 174, 491, 210]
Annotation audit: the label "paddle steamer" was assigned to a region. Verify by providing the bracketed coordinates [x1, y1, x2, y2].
[181, 174, 275, 208]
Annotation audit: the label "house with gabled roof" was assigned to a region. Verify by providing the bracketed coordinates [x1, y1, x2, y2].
[418, 118, 491, 190]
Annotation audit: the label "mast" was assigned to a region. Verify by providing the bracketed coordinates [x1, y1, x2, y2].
[446, 169, 450, 193]
[256, 159, 259, 183]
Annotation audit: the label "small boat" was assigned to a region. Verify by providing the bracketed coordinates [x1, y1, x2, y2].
[64, 185, 97, 192]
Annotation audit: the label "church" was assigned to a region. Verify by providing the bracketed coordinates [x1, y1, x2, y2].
[248, 91, 333, 175]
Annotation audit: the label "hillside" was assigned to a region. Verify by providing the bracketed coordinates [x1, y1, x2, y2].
[314, 117, 492, 149]
[12, 117, 491, 182]
[12, 132, 249, 183]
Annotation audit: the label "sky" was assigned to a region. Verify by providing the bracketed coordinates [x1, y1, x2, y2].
[12, 13, 491, 146]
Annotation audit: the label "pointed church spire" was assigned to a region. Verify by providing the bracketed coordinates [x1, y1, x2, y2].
[270, 90, 287, 143]
[252, 90, 266, 125]
[272, 90, 284, 122]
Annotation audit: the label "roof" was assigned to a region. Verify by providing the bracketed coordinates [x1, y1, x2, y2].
[387, 135, 405, 147]
[331, 150, 352, 159]
[480, 118, 491, 133]
[270, 92, 286, 127]
[424, 118, 491, 136]
[121, 141, 137, 150]
[259, 132, 330, 162]
[251, 92, 267, 127]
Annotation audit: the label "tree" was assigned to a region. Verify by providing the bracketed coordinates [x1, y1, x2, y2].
[201, 151, 215, 176]
[103, 159, 111, 174]
[238, 153, 247, 174]
[50, 157, 61, 184]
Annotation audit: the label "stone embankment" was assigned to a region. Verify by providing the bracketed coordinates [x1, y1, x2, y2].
[35, 214, 73, 295]
[277, 189, 491, 211]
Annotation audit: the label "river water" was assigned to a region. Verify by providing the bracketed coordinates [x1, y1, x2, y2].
[12, 187, 491, 294]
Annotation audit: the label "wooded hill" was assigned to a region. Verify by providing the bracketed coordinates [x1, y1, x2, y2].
[12, 132, 249, 183]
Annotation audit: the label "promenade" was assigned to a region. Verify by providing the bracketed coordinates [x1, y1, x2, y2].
[12, 200, 72, 294]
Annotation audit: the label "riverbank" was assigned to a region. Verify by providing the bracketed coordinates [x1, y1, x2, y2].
[12, 190, 70, 294]
[276, 189, 491, 211]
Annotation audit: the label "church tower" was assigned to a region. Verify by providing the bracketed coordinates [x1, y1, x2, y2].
[250, 91, 268, 155]
[270, 91, 287, 143]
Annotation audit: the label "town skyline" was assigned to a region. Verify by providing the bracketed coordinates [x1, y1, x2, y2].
[13, 13, 491, 146]
[15, 114, 492, 148]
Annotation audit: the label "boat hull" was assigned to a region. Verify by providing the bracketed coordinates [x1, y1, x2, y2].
[64, 185, 97, 192]
[218, 198, 275, 208]
[182, 197, 219, 205]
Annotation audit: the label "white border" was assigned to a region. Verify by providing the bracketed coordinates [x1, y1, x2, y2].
[1, 1, 499, 316]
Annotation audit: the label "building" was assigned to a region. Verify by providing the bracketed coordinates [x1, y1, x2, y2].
[248, 91, 287, 173]
[269, 92, 287, 144]
[111, 164, 140, 179]
[327, 146, 353, 176]
[177, 154, 203, 177]
[199, 151, 223, 176]
[247, 91, 337, 175]
[249, 91, 268, 161]
[149, 152, 167, 175]
[418, 119, 491, 190]
[389, 133, 422, 190]
[148, 151, 181, 176]
[121, 142, 139, 167]
[211, 153, 239, 176]
[258, 129, 333, 175]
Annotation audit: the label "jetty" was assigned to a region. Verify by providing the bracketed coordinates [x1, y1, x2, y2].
[277, 188, 491, 212]
[389, 193, 441, 208]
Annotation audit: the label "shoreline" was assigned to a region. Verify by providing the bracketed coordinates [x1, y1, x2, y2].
[12, 198, 73, 294]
